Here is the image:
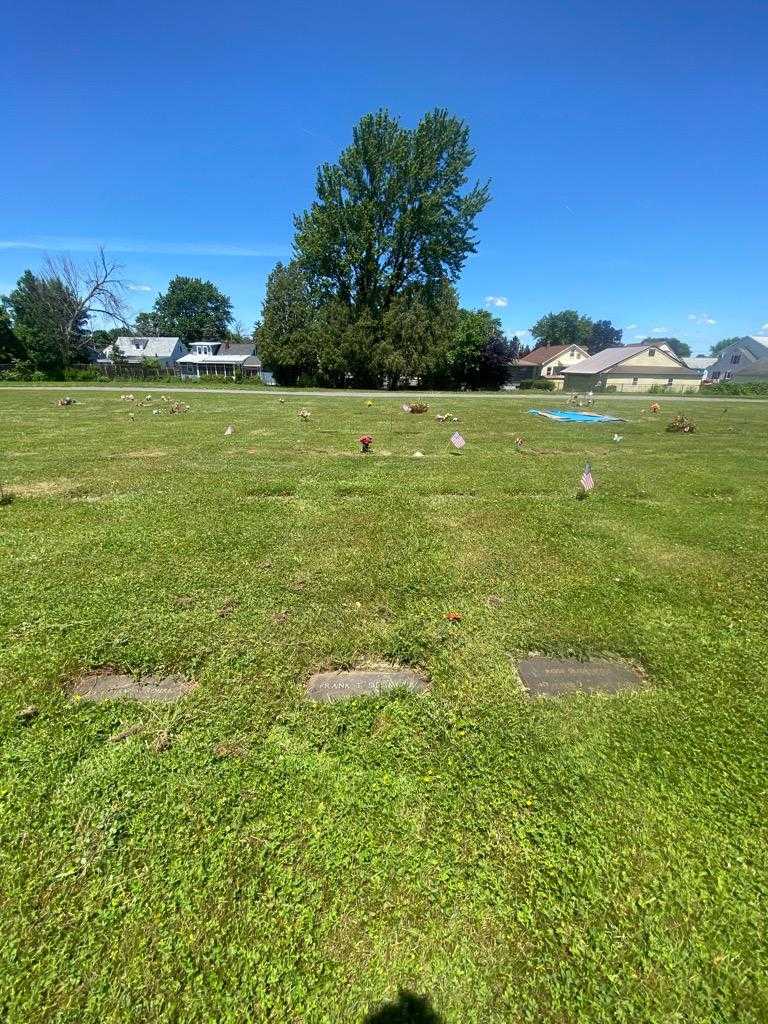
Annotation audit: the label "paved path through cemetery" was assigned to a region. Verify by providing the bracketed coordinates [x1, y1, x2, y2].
[3, 384, 767, 404]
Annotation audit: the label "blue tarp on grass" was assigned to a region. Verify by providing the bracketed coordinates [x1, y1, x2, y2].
[529, 409, 626, 423]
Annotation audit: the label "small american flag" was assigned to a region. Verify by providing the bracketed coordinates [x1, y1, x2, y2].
[450, 431, 466, 449]
[580, 462, 594, 492]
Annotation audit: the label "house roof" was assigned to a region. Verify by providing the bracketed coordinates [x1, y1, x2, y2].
[518, 344, 584, 366]
[734, 357, 768, 380]
[105, 337, 182, 359]
[712, 336, 768, 364]
[562, 343, 697, 376]
[219, 342, 255, 356]
[684, 356, 717, 370]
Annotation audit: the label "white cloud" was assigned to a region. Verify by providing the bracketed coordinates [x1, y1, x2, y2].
[511, 328, 530, 337]
[688, 312, 717, 326]
[624, 323, 638, 330]
[0, 236, 288, 258]
[485, 295, 508, 308]
[127, 283, 153, 293]
[761, 323, 768, 331]
[633, 334, 645, 340]
[651, 326, 669, 334]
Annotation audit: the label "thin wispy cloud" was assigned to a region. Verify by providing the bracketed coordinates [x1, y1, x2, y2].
[127, 283, 153, 293]
[485, 295, 508, 308]
[0, 236, 288, 258]
[624, 323, 638, 330]
[511, 328, 530, 337]
[760, 322, 768, 331]
[633, 334, 645, 340]
[687, 312, 717, 326]
[651, 326, 670, 334]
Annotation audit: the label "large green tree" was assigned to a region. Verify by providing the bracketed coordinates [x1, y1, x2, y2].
[0, 304, 24, 362]
[293, 108, 489, 322]
[379, 281, 460, 388]
[427, 308, 512, 390]
[5, 270, 87, 373]
[261, 109, 491, 388]
[136, 276, 233, 340]
[531, 310, 593, 350]
[255, 262, 320, 385]
[587, 319, 623, 354]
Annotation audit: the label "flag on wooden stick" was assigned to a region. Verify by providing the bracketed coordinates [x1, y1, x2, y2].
[450, 431, 466, 450]
[580, 462, 594, 492]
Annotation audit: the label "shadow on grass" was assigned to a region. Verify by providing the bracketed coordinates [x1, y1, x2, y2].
[364, 989, 443, 1023]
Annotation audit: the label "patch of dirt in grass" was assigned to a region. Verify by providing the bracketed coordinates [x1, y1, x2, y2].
[124, 449, 167, 459]
[71, 668, 196, 702]
[243, 488, 296, 500]
[213, 740, 249, 759]
[8, 479, 82, 498]
[108, 723, 144, 743]
[71, 492, 124, 504]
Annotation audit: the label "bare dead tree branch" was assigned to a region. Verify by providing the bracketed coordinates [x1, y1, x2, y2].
[39, 248, 131, 365]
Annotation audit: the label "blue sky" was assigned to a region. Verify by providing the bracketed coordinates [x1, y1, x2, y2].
[2, 0, 767, 353]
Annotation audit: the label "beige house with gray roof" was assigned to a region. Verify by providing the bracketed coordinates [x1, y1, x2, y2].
[562, 343, 701, 393]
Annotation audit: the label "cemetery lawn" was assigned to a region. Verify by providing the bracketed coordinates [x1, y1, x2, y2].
[1, 389, 767, 1024]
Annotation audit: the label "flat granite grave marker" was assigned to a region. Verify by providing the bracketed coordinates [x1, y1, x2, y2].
[72, 671, 195, 702]
[517, 657, 644, 698]
[306, 667, 428, 703]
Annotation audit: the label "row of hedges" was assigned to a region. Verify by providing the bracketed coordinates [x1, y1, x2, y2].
[516, 378, 556, 391]
[701, 380, 768, 397]
[0, 367, 266, 388]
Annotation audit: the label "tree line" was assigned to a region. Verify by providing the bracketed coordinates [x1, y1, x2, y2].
[0, 107, 738, 384]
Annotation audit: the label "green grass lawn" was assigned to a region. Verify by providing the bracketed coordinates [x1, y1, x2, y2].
[1, 390, 767, 1023]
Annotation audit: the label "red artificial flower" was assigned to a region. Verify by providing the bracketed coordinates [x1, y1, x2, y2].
[359, 435, 373, 445]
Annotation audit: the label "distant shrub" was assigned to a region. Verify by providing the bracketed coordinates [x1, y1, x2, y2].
[0, 362, 47, 381]
[518, 378, 555, 391]
[64, 368, 111, 382]
[704, 381, 768, 397]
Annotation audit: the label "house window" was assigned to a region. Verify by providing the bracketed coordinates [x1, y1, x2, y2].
[632, 377, 639, 385]
[648, 348, 656, 356]
[731, 353, 741, 364]
[545, 366, 552, 376]
[666, 378, 674, 386]
[570, 348, 576, 356]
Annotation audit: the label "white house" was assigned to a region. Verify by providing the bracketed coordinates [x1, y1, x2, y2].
[508, 344, 590, 390]
[562, 342, 701, 393]
[99, 336, 188, 369]
[175, 340, 263, 378]
[706, 337, 768, 383]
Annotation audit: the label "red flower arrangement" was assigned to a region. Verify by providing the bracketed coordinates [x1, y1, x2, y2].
[359, 435, 373, 453]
